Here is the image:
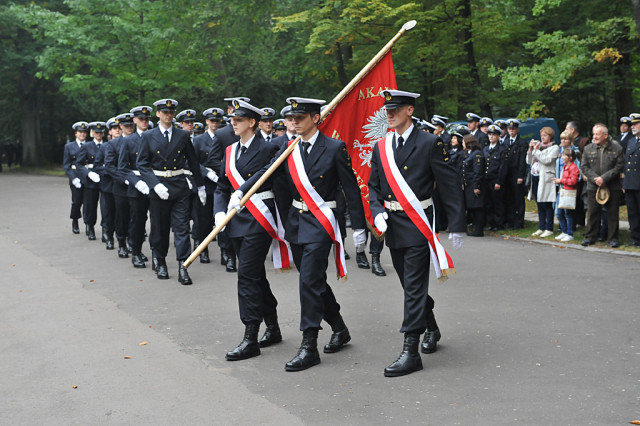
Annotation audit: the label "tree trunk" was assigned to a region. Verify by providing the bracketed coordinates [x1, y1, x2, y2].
[632, 0, 640, 39]
[19, 67, 44, 166]
[614, 53, 633, 122]
[334, 42, 348, 87]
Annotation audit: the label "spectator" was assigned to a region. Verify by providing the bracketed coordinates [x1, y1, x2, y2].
[554, 149, 580, 241]
[566, 121, 590, 153]
[527, 127, 559, 237]
[555, 130, 581, 236]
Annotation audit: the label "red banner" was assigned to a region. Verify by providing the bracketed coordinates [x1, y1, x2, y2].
[319, 51, 397, 236]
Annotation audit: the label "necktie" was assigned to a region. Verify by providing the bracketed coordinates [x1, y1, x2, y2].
[290, 134, 296, 141]
[397, 136, 404, 152]
[510, 138, 514, 145]
[238, 145, 247, 160]
[266, 135, 271, 143]
[164, 131, 169, 143]
[301, 142, 310, 160]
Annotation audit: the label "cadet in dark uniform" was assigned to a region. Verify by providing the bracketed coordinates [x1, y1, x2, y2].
[368, 90, 466, 377]
[193, 122, 204, 135]
[616, 116, 633, 152]
[270, 105, 297, 149]
[466, 112, 489, 147]
[483, 124, 507, 231]
[257, 107, 276, 143]
[431, 115, 451, 147]
[236, 97, 367, 372]
[461, 134, 485, 236]
[214, 99, 284, 361]
[273, 119, 286, 137]
[94, 118, 120, 249]
[503, 119, 527, 228]
[76, 121, 106, 240]
[176, 109, 196, 137]
[495, 120, 508, 144]
[192, 107, 225, 264]
[105, 113, 135, 258]
[63, 122, 89, 234]
[137, 98, 205, 284]
[119, 106, 153, 268]
[624, 113, 640, 247]
[478, 116, 493, 145]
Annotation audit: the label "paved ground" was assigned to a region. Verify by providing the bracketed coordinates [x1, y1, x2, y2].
[1, 173, 639, 425]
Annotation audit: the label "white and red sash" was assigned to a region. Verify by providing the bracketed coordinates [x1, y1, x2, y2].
[378, 133, 455, 281]
[226, 143, 292, 270]
[286, 139, 347, 279]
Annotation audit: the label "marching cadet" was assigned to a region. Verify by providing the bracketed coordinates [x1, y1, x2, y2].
[94, 118, 121, 249]
[461, 134, 485, 236]
[624, 113, 640, 247]
[616, 116, 633, 151]
[257, 107, 276, 144]
[193, 122, 205, 136]
[192, 107, 225, 264]
[273, 119, 286, 137]
[270, 105, 297, 149]
[64, 121, 89, 234]
[368, 90, 466, 377]
[503, 119, 527, 228]
[176, 109, 197, 138]
[76, 121, 107, 240]
[214, 99, 286, 361]
[215, 97, 248, 147]
[466, 112, 489, 147]
[136, 98, 206, 284]
[233, 97, 367, 372]
[483, 124, 507, 231]
[105, 113, 135, 258]
[119, 105, 153, 269]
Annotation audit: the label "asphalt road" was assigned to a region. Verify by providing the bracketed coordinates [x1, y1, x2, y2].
[1, 173, 639, 425]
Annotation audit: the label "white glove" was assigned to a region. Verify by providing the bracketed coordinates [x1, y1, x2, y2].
[135, 180, 150, 195]
[353, 229, 366, 252]
[207, 170, 219, 183]
[448, 232, 465, 249]
[154, 183, 170, 200]
[186, 177, 193, 190]
[374, 212, 388, 233]
[88, 171, 101, 183]
[214, 212, 227, 232]
[227, 190, 244, 212]
[124, 179, 129, 185]
[72, 177, 81, 188]
[198, 186, 207, 206]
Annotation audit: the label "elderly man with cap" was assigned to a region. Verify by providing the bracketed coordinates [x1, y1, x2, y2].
[623, 113, 640, 247]
[136, 98, 206, 284]
[503, 119, 527, 229]
[234, 96, 367, 372]
[192, 107, 225, 264]
[466, 112, 489, 147]
[93, 117, 120, 249]
[76, 121, 107, 240]
[483, 124, 508, 231]
[118, 106, 153, 268]
[616, 116, 633, 151]
[105, 113, 136, 258]
[64, 121, 89, 234]
[368, 90, 466, 377]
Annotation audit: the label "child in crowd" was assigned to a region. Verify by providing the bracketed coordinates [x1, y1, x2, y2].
[554, 149, 580, 241]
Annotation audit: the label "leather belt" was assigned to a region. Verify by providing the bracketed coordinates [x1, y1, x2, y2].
[153, 169, 192, 177]
[292, 199, 336, 211]
[254, 190, 274, 200]
[384, 198, 432, 212]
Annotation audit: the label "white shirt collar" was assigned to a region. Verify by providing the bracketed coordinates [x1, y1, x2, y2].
[137, 129, 143, 136]
[286, 132, 296, 140]
[394, 124, 414, 146]
[75, 139, 84, 147]
[207, 129, 215, 139]
[260, 130, 272, 140]
[239, 134, 256, 151]
[158, 123, 173, 138]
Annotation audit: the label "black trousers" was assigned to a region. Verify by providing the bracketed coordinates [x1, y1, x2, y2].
[193, 193, 214, 243]
[626, 189, 640, 243]
[82, 187, 100, 226]
[100, 191, 115, 234]
[504, 174, 525, 228]
[231, 231, 278, 325]
[432, 186, 449, 231]
[389, 244, 435, 334]
[149, 196, 192, 261]
[128, 195, 149, 252]
[69, 184, 83, 220]
[113, 194, 130, 243]
[291, 241, 341, 331]
[362, 229, 384, 254]
[485, 182, 505, 228]
[586, 189, 621, 242]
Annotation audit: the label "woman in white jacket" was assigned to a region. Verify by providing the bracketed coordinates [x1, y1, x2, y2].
[527, 127, 559, 237]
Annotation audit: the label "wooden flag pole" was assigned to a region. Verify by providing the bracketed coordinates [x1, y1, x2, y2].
[183, 20, 416, 268]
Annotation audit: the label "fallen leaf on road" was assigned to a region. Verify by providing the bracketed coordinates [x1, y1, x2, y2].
[89, 280, 94, 283]
[72, 385, 78, 389]
[629, 421, 640, 425]
[18, 290, 22, 293]
[12, 264, 16, 267]
[124, 356, 132, 359]
[139, 341, 148, 346]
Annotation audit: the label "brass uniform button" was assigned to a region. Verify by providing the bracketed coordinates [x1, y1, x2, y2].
[248, 173, 252, 177]
[299, 209, 304, 214]
[403, 166, 408, 170]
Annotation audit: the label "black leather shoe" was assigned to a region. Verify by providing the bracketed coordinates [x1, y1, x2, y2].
[226, 323, 261, 361]
[356, 252, 370, 269]
[87, 226, 96, 240]
[151, 257, 159, 272]
[101, 231, 107, 243]
[384, 333, 423, 377]
[200, 248, 210, 264]
[156, 261, 169, 280]
[117, 245, 129, 258]
[225, 254, 237, 273]
[178, 265, 193, 285]
[324, 328, 351, 353]
[421, 328, 441, 354]
[140, 252, 148, 262]
[259, 314, 282, 348]
[105, 239, 114, 250]
[85, 224, 90, 236]
[131, 253, 146, 268]
[609, 240, 620, 248]
[285, 330, 321, 372]
[344, 251, 350, 260]
[125, 239, 133, 254]
[220, 250, 228, 266]
[371, 254, 386, 277]
[581, 239, 595, 247]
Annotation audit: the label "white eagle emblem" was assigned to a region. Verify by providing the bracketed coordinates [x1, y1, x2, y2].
[353, 107, 388, 167]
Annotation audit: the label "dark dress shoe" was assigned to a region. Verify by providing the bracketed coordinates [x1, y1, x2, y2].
[178, 265, 193, 285]
[226, 324, 260, 361]
[140, 253, 148, 262]
[200, 248, 210, 264]
[220, 250, 229, 266]
[156, 262, 169, 280]
[151, 257, 159, 272]
[125, 239, 133, 254]
[72, 219, 80, 234]
[117, 246, 129, 258]
[85, 224, 90, 236]
[285, 330, 321, 372]
[101, 233, 108, 243]
[355, 252, 370, 269]
[609, 240, 620, 248]
[259, 314, 282, 348]
[371, 254, 386, 276]
[421, 328, 441, 354]
[324, 328, 351, 353]
[581, 239, 595, 247]
[225, 255, 237, 273]
[467, 230, 484, 237]
[87, 226, 96, 241]
[344, 251, 350, 260]
[105, 239, 115, 250]
[131, 253, 146, 268]
[384, 333, 423, 377]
